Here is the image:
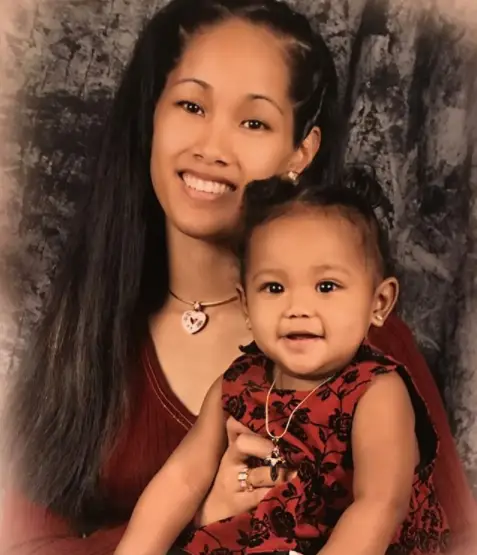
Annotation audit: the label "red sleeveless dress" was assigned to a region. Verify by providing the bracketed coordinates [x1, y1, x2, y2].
[179, 342, 450, 555]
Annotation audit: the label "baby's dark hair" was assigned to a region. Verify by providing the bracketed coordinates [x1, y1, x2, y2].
[237, 165, 394, 285]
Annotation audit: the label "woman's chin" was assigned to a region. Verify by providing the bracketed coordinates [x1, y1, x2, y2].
[170, 216, 239, 244]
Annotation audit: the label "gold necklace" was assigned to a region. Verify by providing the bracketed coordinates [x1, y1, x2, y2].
[264, 372, 335, 479]
[169, 290, 238, 334]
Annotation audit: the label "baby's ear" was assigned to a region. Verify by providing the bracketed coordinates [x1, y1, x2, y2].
[236, 283, 247, 313]
[371, 277, 399, 327]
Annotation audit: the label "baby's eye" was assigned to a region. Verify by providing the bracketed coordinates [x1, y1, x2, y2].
[317, 281, 340, 294]
[261, 282, 284, 294]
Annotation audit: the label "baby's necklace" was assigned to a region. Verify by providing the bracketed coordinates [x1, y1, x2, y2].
[264, 372, 335, 478]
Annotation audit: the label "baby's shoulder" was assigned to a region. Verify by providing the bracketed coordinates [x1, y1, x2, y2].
[222, 341, 268, 385]
[350, 342, 405, 376]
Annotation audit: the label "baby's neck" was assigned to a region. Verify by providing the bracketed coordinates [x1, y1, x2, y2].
[273, 360, 352, 392]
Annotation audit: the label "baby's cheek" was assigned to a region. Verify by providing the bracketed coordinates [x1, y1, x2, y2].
[249, 312, 272, 339]
[333, 311, 369, 343]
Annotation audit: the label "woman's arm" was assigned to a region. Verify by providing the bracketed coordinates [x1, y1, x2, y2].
[115, 377, 227, 555]
[319, 372, 417, 555]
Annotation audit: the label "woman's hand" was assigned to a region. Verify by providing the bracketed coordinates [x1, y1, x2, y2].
[196, 417, 295, 526]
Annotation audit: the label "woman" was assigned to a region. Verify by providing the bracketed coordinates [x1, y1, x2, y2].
[1, 0, 474, 554]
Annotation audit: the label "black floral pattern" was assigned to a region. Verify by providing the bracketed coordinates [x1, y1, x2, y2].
[250, 405, 265, 420]
[180, 343, 450, 554]
[342, 369, 359, 384]
[328, 409, 353, 442]
[237, 517, 270, 548]
[223, 353, 256, 382]
[224, 395, 246, 420]
[298, 459, 316, 482]
[270, 507, 296, 541]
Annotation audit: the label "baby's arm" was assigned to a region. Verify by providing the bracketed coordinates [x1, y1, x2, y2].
[319, 372, 418, 555]
[115, 376, 227, 555]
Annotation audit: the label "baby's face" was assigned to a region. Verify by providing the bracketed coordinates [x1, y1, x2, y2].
[243, 207, 380, 384]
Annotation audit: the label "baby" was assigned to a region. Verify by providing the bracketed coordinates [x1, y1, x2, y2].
[116, 168, 449, 555]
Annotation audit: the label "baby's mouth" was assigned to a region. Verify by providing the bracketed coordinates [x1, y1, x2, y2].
[284, 332, 323, 341]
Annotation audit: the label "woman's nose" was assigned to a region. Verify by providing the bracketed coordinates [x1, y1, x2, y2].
[192, 117, 232, 167]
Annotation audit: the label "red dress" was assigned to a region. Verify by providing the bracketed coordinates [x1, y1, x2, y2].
[178, 342, 450, 555]
[0, 315, 474, 554]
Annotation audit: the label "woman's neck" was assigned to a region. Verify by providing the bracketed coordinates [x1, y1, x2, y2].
[167, 225, 239, 302]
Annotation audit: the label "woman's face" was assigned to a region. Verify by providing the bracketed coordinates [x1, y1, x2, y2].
[151, 18, 319, 241]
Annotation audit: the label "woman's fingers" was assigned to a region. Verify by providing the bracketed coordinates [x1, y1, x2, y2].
[242, 485, 272, 510]
[235, 467, 298, 512]
[246, 465, 287, 488]
[226, 416, 297, 497]
[226, 418, 275, 463]
[226, 416, 255, 443]
[198, 418, 295, 525]
[229, 432, 274, 462]
[246, 466, 297, 489]
[228, 485, 271, 514]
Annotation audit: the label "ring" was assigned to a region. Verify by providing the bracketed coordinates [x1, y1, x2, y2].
[237, 466, 254, 492]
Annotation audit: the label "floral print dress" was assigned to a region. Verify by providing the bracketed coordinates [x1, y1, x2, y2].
[178, 342, 450, 555]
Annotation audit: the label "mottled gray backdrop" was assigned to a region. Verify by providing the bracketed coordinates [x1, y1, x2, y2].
[1, 0, 477, 488]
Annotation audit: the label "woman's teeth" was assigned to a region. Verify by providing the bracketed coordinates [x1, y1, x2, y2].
[182, 173, 232, 195]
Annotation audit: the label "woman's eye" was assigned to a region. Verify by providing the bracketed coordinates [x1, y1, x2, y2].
[177, 101, 204, 116]
[261, 282, 284, 294]
[242, 119, 269, 131]
[317, 281, 339, 294]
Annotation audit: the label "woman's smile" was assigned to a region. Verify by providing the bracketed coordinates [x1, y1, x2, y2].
[180, 170, 237, 201]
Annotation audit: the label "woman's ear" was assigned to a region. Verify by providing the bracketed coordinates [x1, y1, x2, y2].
[370, 277, 399, 328]
[288, 126, 321, 175]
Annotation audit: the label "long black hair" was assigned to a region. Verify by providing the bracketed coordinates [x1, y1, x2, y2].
[8, 0, 342, 527]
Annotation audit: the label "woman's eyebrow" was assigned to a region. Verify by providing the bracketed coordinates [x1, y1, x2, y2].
[246, 93, 284, 115]
[172, 77, 211, 89]
[171, 78, 284, 113]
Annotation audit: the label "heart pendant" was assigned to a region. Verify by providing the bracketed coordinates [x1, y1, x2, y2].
[182, 310, 208, 334]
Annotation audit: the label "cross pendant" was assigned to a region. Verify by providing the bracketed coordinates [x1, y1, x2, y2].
[264, 441, 286, 481]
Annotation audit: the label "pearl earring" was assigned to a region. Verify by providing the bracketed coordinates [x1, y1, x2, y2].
[287, 170, 299, 185]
